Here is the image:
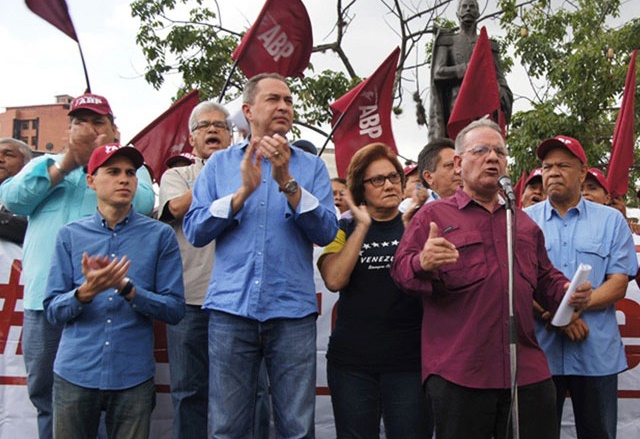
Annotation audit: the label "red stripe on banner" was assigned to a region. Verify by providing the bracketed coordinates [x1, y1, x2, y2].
[0, 376, 27, 385]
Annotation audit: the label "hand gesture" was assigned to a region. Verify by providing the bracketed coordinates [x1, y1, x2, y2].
[561, 313, 589, 342]
[419, 222, 459, 272]
[257, 133, 291, 186]
[65, 121, 110, 168]
[75, 253, 130, 303]
[240, 137, 263, 195]
[343, 188, 371, 229]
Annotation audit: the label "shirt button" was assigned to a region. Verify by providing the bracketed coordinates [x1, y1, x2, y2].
[257, 251, 262, 256]
[255, 280, 259, 285]
[108, 297, 113, 302]
[260, 202, 265, 206]
[105, 341, 110, 346]
[107, 319, 111, 324]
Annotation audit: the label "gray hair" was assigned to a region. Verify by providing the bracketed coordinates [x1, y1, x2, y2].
[188, 101, 231, 132]
[454, 118, 503, 153]
[0, 137, 32, 164]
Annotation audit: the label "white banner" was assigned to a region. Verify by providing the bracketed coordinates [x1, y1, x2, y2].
[2, 242, 639, 438]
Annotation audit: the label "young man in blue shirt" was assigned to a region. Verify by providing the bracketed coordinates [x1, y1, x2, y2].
[44, 144, 184, 439]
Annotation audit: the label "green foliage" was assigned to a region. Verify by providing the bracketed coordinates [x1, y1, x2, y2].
[498, 0, 640, 196]
[131, 0, 242, 102]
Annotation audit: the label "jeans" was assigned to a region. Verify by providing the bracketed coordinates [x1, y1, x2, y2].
[427, 375, 558, 439]
[208, 310, 317, 439]
[554, 374, 618, 439]
[327, 361, 432, 439]
[22, 309, 63, 439]
[53, 374, 155, 439]
[167, 304, 210, 439]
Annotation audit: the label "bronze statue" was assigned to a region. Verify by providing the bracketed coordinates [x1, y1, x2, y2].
[428, 0, 513, 140]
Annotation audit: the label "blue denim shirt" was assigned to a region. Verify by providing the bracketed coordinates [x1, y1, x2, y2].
[526, 198, 637, 376]
[0, 155, 154, 310]
[183, 141, 338, 322]
[44, 209, 185, 390]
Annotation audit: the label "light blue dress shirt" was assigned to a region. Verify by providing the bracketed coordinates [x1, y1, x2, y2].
[526, 198, 637, 376]
[0, 155, 154, 310]
[44, 209, 184, 390]
[183, 141, 338, 322]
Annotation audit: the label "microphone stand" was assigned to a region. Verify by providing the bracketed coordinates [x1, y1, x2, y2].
[504, 195, 520, 439]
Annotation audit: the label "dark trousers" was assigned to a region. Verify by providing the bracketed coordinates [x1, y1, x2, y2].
[554, 374, 618, 439]
[427, 375, 558, 439]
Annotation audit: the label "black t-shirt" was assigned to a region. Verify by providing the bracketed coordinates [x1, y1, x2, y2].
[326, 213, 422, 373]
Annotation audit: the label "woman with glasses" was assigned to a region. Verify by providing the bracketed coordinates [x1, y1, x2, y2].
[317, 143, 431, 438]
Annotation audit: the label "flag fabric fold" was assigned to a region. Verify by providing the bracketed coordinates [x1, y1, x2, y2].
[128, 90, 200, 182]
[25, 0, 78, 41]
[446, 26, 503, 140]
[607, 50, 637, 198]
[231, 0, 312, 79]
[513, 170, 527, 208]
[329, 47, 400, 178]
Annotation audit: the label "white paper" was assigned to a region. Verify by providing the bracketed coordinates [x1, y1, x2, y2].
[551, 263, 592, 327]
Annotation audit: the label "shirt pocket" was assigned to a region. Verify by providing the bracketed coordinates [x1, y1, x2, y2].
[438, 229, 487, 292]
[575, 240, 608, 278]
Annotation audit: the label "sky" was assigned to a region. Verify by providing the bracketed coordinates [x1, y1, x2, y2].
[0, 0, 636, 163]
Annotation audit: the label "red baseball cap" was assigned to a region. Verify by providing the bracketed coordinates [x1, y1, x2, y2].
[68, 93, 113, 117]
[536, 135, 587, 165]
[403, 164, 418, 176]
[88, 144, 144, 175]
[586, 168, 609, 193]
[524, 168, 543, 186]
[165, 152, 196, 168]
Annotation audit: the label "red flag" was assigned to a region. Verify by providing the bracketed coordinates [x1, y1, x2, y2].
[231, 0, 312, 79]
[446, 27, 504, 140]
[128, 90, 199, 181]
[25, 0, 78, 41]
[607, 50, 637, 198]
[329, 47, 400, 178]
[513, 170, 527, 208]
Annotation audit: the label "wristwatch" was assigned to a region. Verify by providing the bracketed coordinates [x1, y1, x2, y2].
[116, 277, 134, 297]
[279, 178, 299, 195]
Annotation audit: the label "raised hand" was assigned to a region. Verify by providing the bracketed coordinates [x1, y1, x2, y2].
[75, 252, 131, 303]
[419, 222, 459, 272]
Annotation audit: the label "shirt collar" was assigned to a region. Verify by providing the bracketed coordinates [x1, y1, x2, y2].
[93, 206, 135, 230]
[545, 196, 585, 220]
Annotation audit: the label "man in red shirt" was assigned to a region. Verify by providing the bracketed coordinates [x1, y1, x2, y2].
[391, 118, 592, 439]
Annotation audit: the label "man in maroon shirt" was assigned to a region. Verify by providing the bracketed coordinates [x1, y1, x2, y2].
[391, 118, 592, 439]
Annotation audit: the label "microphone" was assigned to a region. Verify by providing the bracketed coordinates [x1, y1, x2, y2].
[498, 174, 517, 208]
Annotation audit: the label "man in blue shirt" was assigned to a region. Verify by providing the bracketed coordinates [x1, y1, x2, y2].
[0, 93, 154, 439]
[44, 143, 184, 439]
[526, 135, 637, 439]
[183, 73, 338, 438]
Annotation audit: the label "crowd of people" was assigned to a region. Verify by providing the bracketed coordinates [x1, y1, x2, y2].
[1, 72, 638, 439]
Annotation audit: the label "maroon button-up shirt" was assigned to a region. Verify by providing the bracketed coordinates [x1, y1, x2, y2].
[391, 189, 568, 389]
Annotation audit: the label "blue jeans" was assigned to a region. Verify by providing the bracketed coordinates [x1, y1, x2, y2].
[22, 309, 63, 439]
[554, 374, 618, 439]
[327, 362, 432, 439]
[208, 310, 317, 439]
[53, 374, 155, 439]
[167, 304, 210, 439]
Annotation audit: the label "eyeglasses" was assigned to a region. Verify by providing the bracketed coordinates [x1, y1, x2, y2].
[363, 172, 402, 187]
[463, 144, 508, 158]
[194, 120, 229, 132]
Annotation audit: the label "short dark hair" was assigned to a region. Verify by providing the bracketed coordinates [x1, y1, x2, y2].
[417, 138, 455, 184]
[242, 73, 287, 105]
[331, 177, 347, 185]
[347, 143, 404, 206]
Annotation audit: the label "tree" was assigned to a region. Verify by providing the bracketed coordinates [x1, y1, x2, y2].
[132, 0, 639, 192]
[498, 0, 640, 194]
